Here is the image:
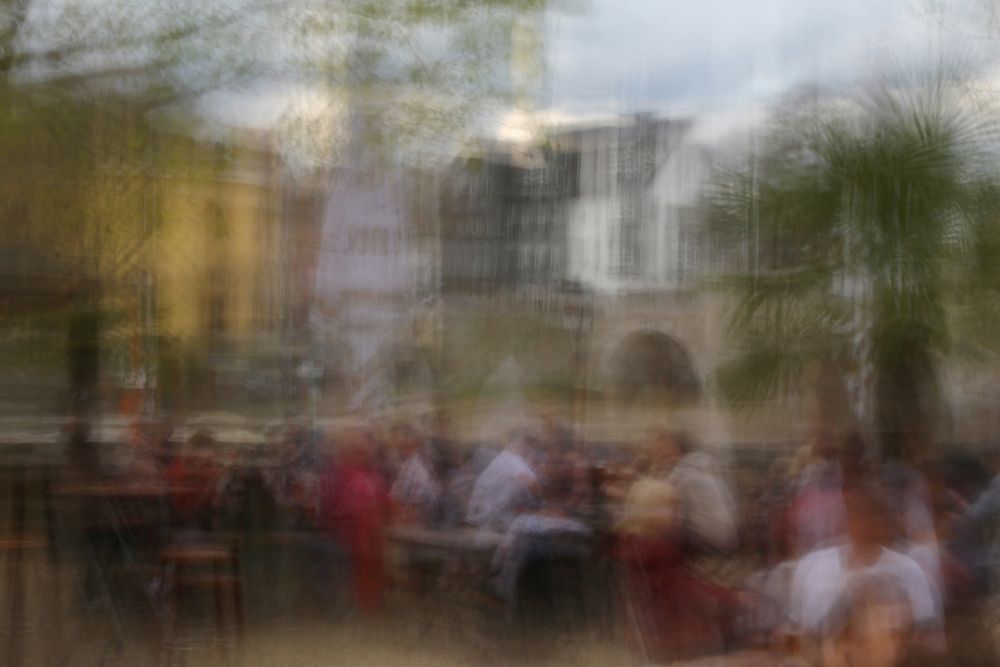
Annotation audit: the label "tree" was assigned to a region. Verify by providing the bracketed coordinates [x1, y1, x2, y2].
[268, 0, 551, 166]
[0, 0, 557, 414]
[0, 87, 224, 411]
[4, 0, 552, 163]
[707, 74, 1000, 444]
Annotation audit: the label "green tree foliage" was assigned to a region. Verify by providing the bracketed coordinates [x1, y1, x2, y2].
[0, 0, 557, 411]
[707, 75, 1000, 437]
[4, 0, 553, 163]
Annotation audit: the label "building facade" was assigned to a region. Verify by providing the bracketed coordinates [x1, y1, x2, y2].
[439, 142, 577, 295]
[433, 115, 741, 441]
[558, 115, 719, 292]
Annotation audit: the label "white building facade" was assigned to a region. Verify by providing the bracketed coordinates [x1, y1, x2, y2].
[560, 115, 715, 293]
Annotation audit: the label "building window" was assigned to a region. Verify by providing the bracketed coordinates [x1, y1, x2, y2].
[206, 269, 230, 339]
[619, 214, 643, 278]
[207, 199, 229, 241]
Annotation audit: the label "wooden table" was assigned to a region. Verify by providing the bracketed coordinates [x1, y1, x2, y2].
[53, 479, 177, 657]
[386, 526, 503, 556]
[0, 450, 63, 667]
[386, 526, 505, 641]
[53, 479, 173, 499]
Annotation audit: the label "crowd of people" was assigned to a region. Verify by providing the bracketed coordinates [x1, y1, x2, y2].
[53, 413, 1000, 665]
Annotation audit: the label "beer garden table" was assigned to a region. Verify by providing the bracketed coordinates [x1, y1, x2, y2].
[385, 525, 504, 641]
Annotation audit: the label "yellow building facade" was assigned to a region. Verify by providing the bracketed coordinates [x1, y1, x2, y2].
[155, 133, 284, 347]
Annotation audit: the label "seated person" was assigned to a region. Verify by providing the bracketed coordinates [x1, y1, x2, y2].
[538, 427, 592, 520]
[467, 428, 540, 530]
[388, 423, 441, 525]
[614, 432, 737, 661]
[165, 430, 222, 531]
[439, 446, 496, 527]
[119, 417, 170, 481]
[491, 472, 591, 606]
[662, 431, 739, 554]
[63, 413, 100, 479]
[614, 432, 684, 564]
[616, 474, 681, 540]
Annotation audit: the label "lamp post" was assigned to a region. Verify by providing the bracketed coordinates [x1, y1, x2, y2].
[560, 281, 594, 442]
[297, 358, 323, 424]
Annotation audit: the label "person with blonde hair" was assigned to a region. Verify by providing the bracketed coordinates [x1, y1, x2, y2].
[615, 430, 736, 661]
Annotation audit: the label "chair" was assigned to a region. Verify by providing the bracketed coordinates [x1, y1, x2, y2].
[2, 459, 62, 666]
[513, 532, 591, 651]
[1, 537, 52, 666]
[159, 539, 244, 664]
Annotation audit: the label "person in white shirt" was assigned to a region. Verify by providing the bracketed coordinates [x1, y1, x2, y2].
[388, 423, 440, 524]
[490, 472, 591, 604]
[789, 480, 943, 664]
[649, 430, 738, 553]
[467, 428, 540, 530]
[669, 448, 738, 553]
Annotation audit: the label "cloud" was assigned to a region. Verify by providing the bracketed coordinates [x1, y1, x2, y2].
[196, 0, 1000, 153]
[540, 0, 986, 122]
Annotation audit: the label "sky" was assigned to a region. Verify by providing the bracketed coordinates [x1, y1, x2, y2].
[496, 0, 994, 142]
[543, 0, 906, 114]
[192, 0, 998, 148]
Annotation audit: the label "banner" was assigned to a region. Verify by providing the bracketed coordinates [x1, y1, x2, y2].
[311, 166, 413, 413]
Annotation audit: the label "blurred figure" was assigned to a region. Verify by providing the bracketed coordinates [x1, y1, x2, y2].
[789, 426, 847, 556]
[743, 459, 798, 651]
[839, 431, 868, 485]
[321, 429, 389, 614]
[388, 422, 440, 525]
[756, 455, 796, 565]
[372, 436, 398, 491]
[491, 471, 592, 605]
[616, 449, 680, 540]
[942, 447, 1000, 665]
[664, 431, 738, 554]
[439, 445, 496, 527]
[538, 417, 591, 519]
[876, 432, 945, 618]
[817, 574, 917, 667]
[293, 433, 349, 617]
[615, 431, 737, 661]
[214, 446, 255, 533]
[955, 446, 1000, 591]
[120, 417, 166, 480]
[880, 431, 937, 546]
[789, 480, 943, 664]
[744, 556, 798, 655]
[165, 430, 222, 531]
[746, 435, 867, 656]
[467, 428, 540, 530]
[262, 421, 325, 535]
[426, 413, 460, 484]
[923, 460, 976, 606]
[62, 412, 99, 478]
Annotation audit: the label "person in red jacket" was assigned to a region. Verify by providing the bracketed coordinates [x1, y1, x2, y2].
[320, 429, 389, 614]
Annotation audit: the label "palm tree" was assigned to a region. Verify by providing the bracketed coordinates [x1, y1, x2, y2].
[707, 75, 1000, 445]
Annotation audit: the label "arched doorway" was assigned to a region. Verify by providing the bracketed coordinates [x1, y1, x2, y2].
[609, 330, 700, 404]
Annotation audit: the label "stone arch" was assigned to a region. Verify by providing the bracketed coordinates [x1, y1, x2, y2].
[601, 329, 701, 404]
